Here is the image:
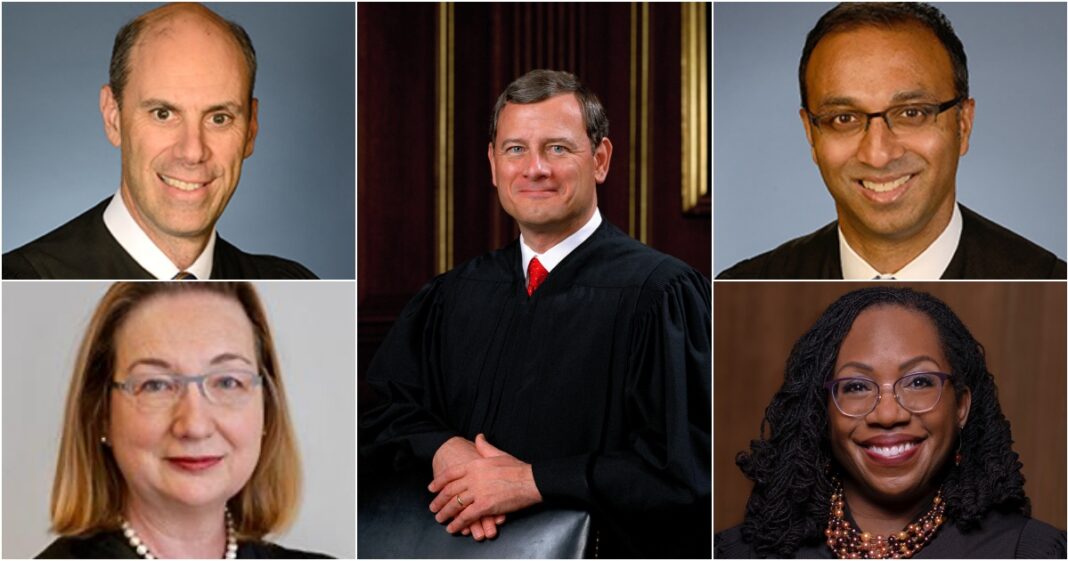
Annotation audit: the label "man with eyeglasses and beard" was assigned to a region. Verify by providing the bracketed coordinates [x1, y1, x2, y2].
[719, 2, 1066, 280]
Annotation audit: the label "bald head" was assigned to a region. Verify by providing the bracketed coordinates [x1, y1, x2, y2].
[108, 2, 257, 108]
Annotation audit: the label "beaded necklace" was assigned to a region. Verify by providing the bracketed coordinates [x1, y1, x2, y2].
[824, 477, 945, 559]
[119, 508, 238, 559]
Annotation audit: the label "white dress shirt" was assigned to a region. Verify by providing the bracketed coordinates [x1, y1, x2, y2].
[840, 203, 963, 280]
[520, 209, 603, 282]
[102, 189, 215, 280]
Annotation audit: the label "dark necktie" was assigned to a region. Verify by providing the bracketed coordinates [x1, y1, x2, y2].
[527, 257, 548, 296]
[172, 271, 197, 280]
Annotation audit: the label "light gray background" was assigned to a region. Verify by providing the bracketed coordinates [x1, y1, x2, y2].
[2, 3, 355, 279]
[2, 282, 356, 558]
[714, 2, 1067, 275]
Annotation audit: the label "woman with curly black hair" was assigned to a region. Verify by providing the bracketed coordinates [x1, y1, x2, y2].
[715, 287, 1065, 558]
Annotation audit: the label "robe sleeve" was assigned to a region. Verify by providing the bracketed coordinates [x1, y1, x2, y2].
[529, 263, 711, 555]
[360, 278, 459, 468]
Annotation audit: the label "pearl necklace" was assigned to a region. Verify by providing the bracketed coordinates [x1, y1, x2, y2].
[120, 508, 238, 559]
[825, 477, 945, 559]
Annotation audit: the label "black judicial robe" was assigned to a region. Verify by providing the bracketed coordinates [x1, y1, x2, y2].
[37, 532, 332, 559]
[715, 509, 1067, 558]
[717, 205, 1067, 279]
[2, 198, 318, 279]
[361, 221, 712, 558]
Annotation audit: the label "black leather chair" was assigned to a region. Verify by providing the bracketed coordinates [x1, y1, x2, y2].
[358, 468, 590, 558]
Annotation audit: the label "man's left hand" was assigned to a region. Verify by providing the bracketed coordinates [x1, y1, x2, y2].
[428, 433, 544, 533]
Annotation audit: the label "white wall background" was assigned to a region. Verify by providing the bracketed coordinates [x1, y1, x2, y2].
[2, 282, 355, 558]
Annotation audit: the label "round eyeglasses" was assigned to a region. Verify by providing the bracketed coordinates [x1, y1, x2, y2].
[111, 369, 264, 411]
[824, 372, 952, 418]
[806, 96, 964, 137]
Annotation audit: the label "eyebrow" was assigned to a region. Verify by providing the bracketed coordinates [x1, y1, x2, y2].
[126, 353, 254, 372]
[814, 90, 941, 111]
[544, 137, 579, 146]
[835, 354, 944, 377]
[138, 98, 245, 116]
[497, 137, 581, 148]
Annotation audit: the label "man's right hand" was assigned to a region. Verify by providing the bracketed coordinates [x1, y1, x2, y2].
[431, 436, 506, 540]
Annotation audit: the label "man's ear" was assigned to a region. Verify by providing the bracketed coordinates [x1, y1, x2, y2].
[487, 142, 498, 187]
[100, 85, 122, 148]
[957, 98, 975, 157]
[799, 108, 818, 165]
[592, 137, 612, 183]
[243, 98, 259, 158]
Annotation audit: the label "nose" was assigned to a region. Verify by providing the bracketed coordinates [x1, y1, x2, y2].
[175, 120, 210, 164]
[171, 382, 215, 440]
[855, 116, 906, 169]
[866, 384, 911, 427]
[521, 151, 550, 181]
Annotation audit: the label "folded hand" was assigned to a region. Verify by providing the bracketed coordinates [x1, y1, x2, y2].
[428, 434, 543, 534]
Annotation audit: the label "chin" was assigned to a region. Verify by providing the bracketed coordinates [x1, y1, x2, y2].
[156, 216, 217, 238]
[863, 475, 923, 498]
[853, 466, 937, 505]
[513, 209, 563, 228]
[164, 487, 234, 508]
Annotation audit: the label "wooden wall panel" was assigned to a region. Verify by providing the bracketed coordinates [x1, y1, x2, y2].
[356, 3, 437, 402]
[647, 5, 712, 274]
[713, 282, 1067, 532]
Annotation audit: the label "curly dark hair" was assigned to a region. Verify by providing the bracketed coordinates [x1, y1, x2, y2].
[736, 287, 1030, 557]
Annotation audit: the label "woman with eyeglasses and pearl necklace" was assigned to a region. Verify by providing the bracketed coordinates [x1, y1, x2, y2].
[38, 283, 329, 559]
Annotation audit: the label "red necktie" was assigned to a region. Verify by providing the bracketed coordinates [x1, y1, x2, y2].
[527, 257, 548, 296]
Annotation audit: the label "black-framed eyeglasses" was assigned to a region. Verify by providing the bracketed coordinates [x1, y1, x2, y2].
[111, 369, 264, 411]
[806, 96, 964, 137]
[824, 372, 952, 417]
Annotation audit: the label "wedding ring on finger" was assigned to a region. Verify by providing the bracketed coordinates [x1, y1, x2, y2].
[456, 495, 465, 507]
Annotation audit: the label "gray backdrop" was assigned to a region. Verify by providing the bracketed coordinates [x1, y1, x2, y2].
[2, 282, 356, 558]
[2, 3, 355, 279]
[714, 2, 1067, 275]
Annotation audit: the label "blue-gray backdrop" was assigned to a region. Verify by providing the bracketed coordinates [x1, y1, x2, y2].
[2, 2, 355, 279]
[714, 2, 1067, 275]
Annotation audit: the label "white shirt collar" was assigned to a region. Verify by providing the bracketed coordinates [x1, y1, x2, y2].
[520, 209, 602, 281]
[840, 203, 962, 280]
[102, 188, 216, 280]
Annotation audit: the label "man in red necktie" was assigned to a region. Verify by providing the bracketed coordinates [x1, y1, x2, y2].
[362, 70, 711, 557]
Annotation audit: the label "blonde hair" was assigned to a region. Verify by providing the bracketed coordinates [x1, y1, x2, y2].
[50, 282, 301, 538]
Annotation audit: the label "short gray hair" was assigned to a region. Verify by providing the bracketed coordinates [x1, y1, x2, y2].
[488, 69, 609, 149]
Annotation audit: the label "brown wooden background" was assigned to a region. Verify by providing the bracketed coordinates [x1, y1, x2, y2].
[358, 3, 711, 404]
[714, 282, 1067, 532]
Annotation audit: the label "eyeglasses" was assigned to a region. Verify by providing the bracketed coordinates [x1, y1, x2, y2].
[824, 372, 952, 418]
[806, 96, 964, 137]
[112, 369, 264, 411]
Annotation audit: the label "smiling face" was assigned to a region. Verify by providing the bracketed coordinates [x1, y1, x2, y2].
[488, 93, 612, 249]
[828, 305, 970, 507]
[100, 11, 259, 251]
[801, 24, 974, 245]
[109, 291, 263, 514]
